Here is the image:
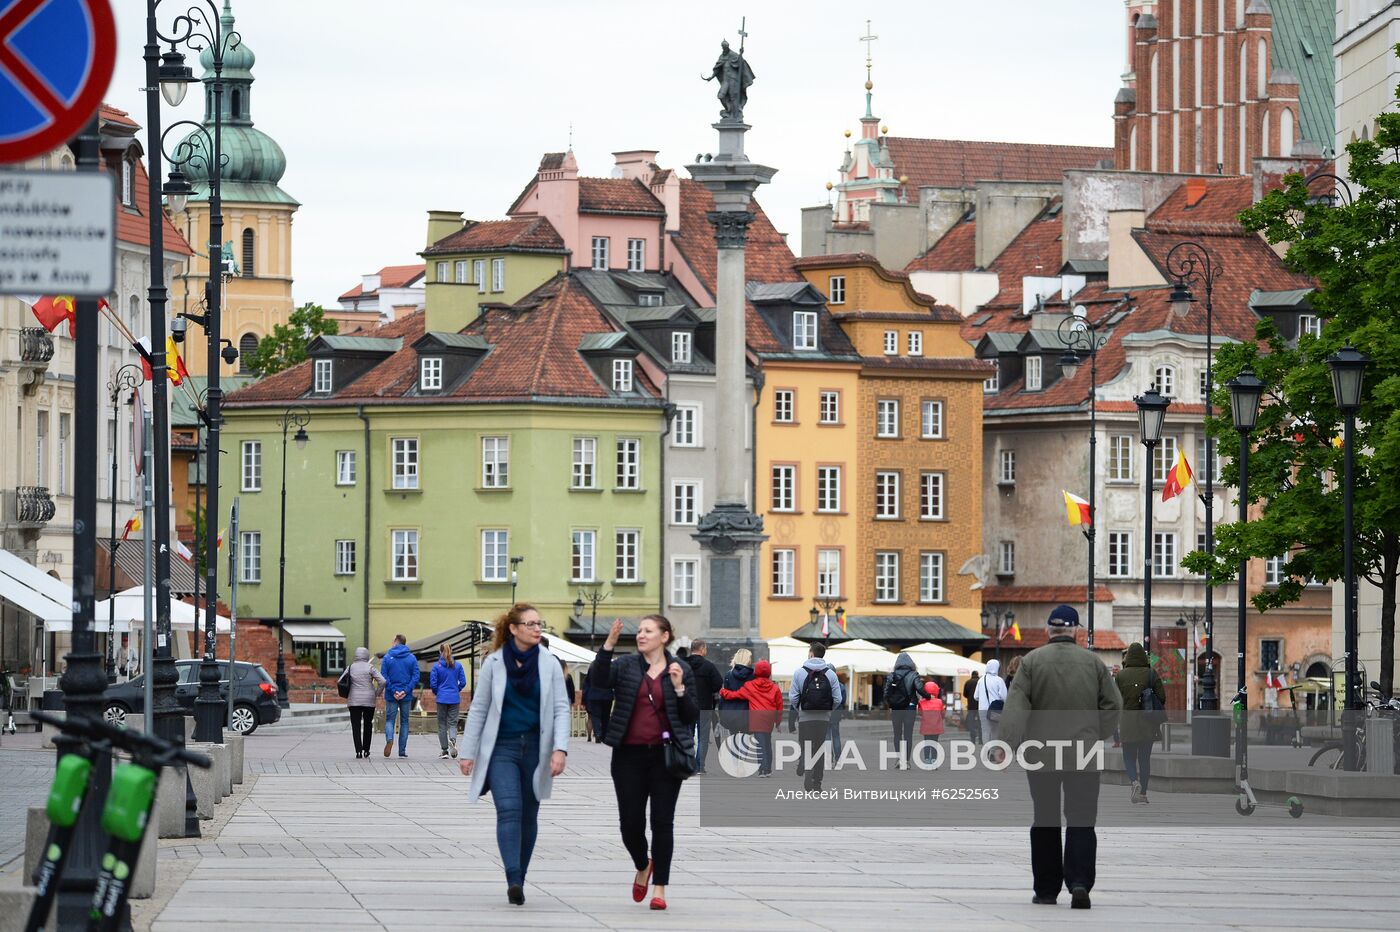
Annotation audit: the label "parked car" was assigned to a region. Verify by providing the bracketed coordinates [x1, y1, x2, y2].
[103, 660, 281, 735]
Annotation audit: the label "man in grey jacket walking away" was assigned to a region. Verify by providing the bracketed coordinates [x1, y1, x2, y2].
[789, 643, 843, 791]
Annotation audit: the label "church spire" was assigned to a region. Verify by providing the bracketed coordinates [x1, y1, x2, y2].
[860, 20, 878, 123]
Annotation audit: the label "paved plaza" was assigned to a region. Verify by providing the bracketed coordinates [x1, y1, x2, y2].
[4, 728, 1400, 930]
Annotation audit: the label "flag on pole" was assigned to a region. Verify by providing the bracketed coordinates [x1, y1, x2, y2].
[217, 528, 226, 550]
[1062, 490, 1092, 526]
[130, 395, 144, 476]
[121, 514, 141, 540]
[820, 614, 830, 638]
[1011, 620, 1022, 642]
[22, 295, 72, 333]
[174, 540, 194, 562]
[837, 612, 847, 634]
[1161, 449, 1194, 502]
[165, 336, 189, 385]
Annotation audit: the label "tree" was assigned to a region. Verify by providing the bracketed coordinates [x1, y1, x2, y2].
[1184, 63, 1400, 697]
[244, 303, 339, 378]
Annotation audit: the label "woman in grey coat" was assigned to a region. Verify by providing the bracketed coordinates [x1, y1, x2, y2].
[344, 646, 384, 759]
[459, 603, 570, 906]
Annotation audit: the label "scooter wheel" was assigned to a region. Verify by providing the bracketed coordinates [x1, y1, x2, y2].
[1288, 797, 1304, 819]
[1235, 798, 1256, 816]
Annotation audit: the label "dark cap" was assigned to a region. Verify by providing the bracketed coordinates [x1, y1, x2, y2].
[1047, 604, 1080, 627]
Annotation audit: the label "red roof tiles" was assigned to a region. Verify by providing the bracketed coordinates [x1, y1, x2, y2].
[906, 217, 977, 272]
[339, 264, 425, 300]
[982, 585, 1116, 603]
[97, 117, 192, 256]
[423, 217, 566, 256]
[577, 177, 665, 216]
[985, 627, 1128, 652]
[884, 137, 1112, 191]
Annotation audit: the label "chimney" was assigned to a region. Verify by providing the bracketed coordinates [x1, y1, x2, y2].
[612, 149, 660, 182]
[426, 210, 464, 248]
[361, 272, 381, 293]
[1184, 178, 1208, 208]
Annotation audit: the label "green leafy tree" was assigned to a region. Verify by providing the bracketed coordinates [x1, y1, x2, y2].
[244, 303, 339, 378]
[1185, 63, 1400, 696]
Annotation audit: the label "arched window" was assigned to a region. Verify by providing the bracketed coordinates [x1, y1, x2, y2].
[128, 295, 141, 338]
[1129, 125, 1138, 169]
[1153, 364, 1176, 397]
[241, 228, 255, 277]
[231, 88, 242, 119]
[1281, 109, 1294, 156]
[238, 333, 258, 374]
[1257, 38, 1267, 98]
[1261, 111, 1271, 157]
[1150, 52, 1158, 111]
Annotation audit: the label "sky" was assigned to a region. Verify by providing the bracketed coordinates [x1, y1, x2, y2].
[107, 1, 1127, 308]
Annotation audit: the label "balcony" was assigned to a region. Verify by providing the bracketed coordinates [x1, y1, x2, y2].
[19, 328, 54, 364]
[8, 487, 56, 526]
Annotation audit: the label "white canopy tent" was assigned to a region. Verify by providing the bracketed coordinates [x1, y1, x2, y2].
[91, 587, 231, 633]
[822, 638, 898, 673]
[545, 636, 596, 666]
[764, 636, 816, 678]
[901, 641, 986, 678]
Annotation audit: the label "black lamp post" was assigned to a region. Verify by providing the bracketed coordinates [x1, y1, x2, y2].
[577, 586, 611, 648]
[274, 407, 310, 708]
[980, 604, 1014, 664]
[810, 598, 845, 645]
[510, 556, 525, 604]
[105, 365, 142, 684]
[1167, 241, 1222, 710]
[1135, 388, 1171, 653]
[1058, 310, 1109, 649]
[1226, 367, 1264, 777]
[1328, 345, 1368, 770]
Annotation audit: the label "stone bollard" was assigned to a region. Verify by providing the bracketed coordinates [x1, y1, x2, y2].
[186, 744, 219, 819]
[0, 888, 42, 931]
[157, 765, 187, 837]
[215, 743, 232, 798]
[23, 806, 46, 883]
[225, 733, 245, 785]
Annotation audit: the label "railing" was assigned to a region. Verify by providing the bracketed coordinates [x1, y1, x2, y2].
[19, 328, 55, 364]
[13, 487, 56, 525]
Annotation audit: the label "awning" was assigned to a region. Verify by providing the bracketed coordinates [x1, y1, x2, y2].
[91, 587, 231, 633]
[406, 622, 494, 663]
[97, 539, 198, 596]
[0, 548, 71, 622]
[544, 636, 595, 665]
[283, 621, 345, 642]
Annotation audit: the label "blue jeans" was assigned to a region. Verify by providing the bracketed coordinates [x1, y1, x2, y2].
[756, 731, 773, 774]
[693, 712, 713, 772]
[487, 732, 541, 886]
[384, 695, 413, 754]
[1122, 741, 1153, 792]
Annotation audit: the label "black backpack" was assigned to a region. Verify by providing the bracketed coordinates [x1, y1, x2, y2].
[884, 670, 917, 709]
[799, 667, 835, 711]
[1140, 673, 1167, 725]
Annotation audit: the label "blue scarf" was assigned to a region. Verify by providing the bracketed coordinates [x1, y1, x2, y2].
[503, 639, 540, 695]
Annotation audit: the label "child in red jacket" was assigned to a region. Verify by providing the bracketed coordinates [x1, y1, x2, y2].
[720, 659, 784, 776]
[917, 681, 946, 766]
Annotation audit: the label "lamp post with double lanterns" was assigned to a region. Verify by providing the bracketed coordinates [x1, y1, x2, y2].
[1135, 388, 1171, 653]
[275, 407, 310, 709]
[980, 604, 1016, 664]
[1226, 368, 1264, 782]
[575, 586, 612, 648]
[1327, 346, 1369, 770]
[1167, 241, 1222, 710]
[106, 364, 142, 683]
[809, 598, 846, 646]
[1057, 310, 1109, 649]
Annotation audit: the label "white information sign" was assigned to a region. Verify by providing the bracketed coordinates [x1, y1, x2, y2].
[0, 170, 116, 296]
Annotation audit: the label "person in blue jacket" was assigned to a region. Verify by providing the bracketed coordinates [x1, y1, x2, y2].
[380, 634, 420, 757]
[430, 643, 468, 759]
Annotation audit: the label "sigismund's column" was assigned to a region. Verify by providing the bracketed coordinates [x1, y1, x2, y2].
[688, 35, 774, 648]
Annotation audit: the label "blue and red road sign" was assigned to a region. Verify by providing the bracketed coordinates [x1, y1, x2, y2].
[0, 0, 116, 163]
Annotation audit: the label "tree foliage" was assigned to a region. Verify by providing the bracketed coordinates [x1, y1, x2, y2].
[244, 303, 339, 378]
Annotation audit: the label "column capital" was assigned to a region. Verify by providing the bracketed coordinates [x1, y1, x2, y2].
[706, 210, 755, 249]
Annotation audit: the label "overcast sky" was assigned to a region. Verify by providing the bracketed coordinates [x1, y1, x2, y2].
[108, 1, 1125, 307]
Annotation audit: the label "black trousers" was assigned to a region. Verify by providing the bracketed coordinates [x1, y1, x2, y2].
[890, 710, 916, 763]
[610, 744, 683, 886]
[1026, 769, 1100, 897]
[798, 720, 831, 789]
[349, 706, 374, 755]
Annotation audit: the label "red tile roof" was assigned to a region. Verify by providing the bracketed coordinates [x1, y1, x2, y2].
[793, 252, 962, 323]
[982, 585, 1116, 603]
[905, 216, 977, 272]
[423, 217, 566, 256]
[577, 177, 665, 216]
[1146, 176, 1255, 231]
[985, 627, 1128, 652]
[99, 104, 139, 128]
[339, 264, 425, 301]
[99, 132, 193, 256]
[884, 137, 1112, 191]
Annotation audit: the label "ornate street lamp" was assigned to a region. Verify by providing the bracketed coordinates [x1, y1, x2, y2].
[1328, 345, 1368, 770]
[578, 586, 611, 647]
[810, 597, 845, 645]
[1135, 388, 1171, 652]
[275, 407, 310, 709]
[105, 365, 142, 683]
[1226, 367, 1264, 782]
[1057, 310, 1109, 649]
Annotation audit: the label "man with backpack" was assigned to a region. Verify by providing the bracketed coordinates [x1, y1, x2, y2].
[789, 642, 844, 791]
[884, 652, 922, 770]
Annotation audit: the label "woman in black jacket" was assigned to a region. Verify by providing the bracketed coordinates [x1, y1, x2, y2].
[589, 615, 698, 912]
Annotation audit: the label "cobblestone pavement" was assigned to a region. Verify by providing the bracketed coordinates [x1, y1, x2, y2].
[0, 742, 51, 872]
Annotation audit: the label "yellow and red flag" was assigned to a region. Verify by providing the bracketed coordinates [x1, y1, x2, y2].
[121, 514, 141, 540]
[837, 612, 847, 634]
[1161, 450, 1194, 502]
[1063, 490, 1091, 526]
[1011, 620, 1022, 642]
[165, 336, 189, 385]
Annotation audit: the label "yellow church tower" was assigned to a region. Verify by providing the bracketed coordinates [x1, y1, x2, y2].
[169, 0, 298, 376]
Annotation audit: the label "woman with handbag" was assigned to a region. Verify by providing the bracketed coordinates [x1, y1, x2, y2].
[1114, 642, 1166, 804]
[459, 603, 571, 906]
[343, 646, 384, 759]
[589, 615, 698, 912]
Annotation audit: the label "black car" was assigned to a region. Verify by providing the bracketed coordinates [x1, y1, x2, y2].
[103, 660, 281, 735]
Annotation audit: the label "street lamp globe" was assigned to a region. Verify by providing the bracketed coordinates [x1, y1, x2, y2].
[1134, 388, 1171, 443]
[835, 606, 846, 628]
[1169, 280, 1195, 318]
[293, 426, 309, 450]
[157, 48, 193, 107]
[1326, 345, 1369, 413]
[1226, 368, 1265, 432]
[162, 168, 193, 215]
[573, 597, 584, 621]
[809, 606, 820, 626]
[1059, 350, 1081, 380]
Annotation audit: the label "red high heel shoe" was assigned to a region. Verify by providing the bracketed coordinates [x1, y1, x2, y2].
[650, 896, 667, 911]
[631, 861, 653, 903]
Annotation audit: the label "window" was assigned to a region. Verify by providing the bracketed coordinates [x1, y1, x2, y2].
[1153, 364, 1176, 397]
[1265, 555, 1285, 586]
[998, 449, 1016, 484]
[829, 275, 846, 304]
[615, 529, 640, 582]
[1196, 436, 1220, 483]
[1109, 435, 1134, 481]
[875, 471, 900, 519]
[616, 438, 640, 489]
[241, 441, 261, 491]
[105, 418, 116, 498]
[819, 391, 840, 424]
[883, 330, 897, 355]
[920, 472, 945, 520]
[1298, 314, 1322, 339]
[1108, 531, 1131, 577]
[454, 260, 468, 284]
[908, 331, 923, 356]
[482, 436, 509, 488]
[336, 450, 356, 486]
[817, 466, 841, 513]
[771, 465, 796, 512]
[1199, 369, 1211, 401]
[1152, 532, 1177, 577]
[591, 236, 609, 270]
[671, 480, 699, 525]
[391, 438, 419, 489]
[771, 549, 796, 597]
[57, 414, 69, 495]
[638, 293, 663, 307]
[773, 389, 794, 423]
[436, 261, 449, 282]
[474, 259, 486, 293]
[239, 531, 261, 583]
[571, 529, 597, 582]
[482, 530, 508, 581]
[420, 356, 443, 391]
[572, 437, 597, 489]
[671, 331, 692, 364]
[817, 549, 841, 598]
[672, 405, 699, 446]
[238, 332, 257, 374]
[919, 552, 945, 602]
[335, 540, 356, 576]
[1152, 436, 1180, 484]
[998, 540, 1016, 575]
[627, 238, 645, 272]
[793, 311, 818, 351]
[612, 358, 633, 392]
[1025, 355, 1043, 391]
[672, 558, 699, 606]
[1259, 638, 1282, 672]
[491, 258, 504, 291]
[241, 228, 254, 277]
[983, 366, 999, 393]
[36, 411, 47, 487]
[876, 399, 900, 438]
[391, 529, 419, 581]
[120, 158, 134, 206]
[313, 358, 333, 394]
[875, 552, 900, 602]
[920, 400, 944, 439]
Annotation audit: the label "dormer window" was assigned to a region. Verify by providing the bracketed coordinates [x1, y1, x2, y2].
[1299, 314, 1322, 339]
[1153, 364, 1176, 397]
[883, 330, 897, 355]
[908, 331, 923, 356]
[491, 258, 505, 292]
[612, 358, 633, 392]
[120, 156, 135, 207]
[984, 367, 1000, 394]
[474, 259, 486, 293]
[454, 261, 468, 284]
[436, 261, 449, 282]
[671, 331, 692, 364]
[828, 275, 846, 305]
[1025, 356, 1043, 391]
[793, 311, 818, 351]
[420, 356, 443, 391]
[638, 293, 663, 307]
[313, 358, 333, 394]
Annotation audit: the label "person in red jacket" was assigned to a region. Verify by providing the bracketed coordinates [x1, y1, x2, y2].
[720, 659, 784, 776]
[917, 681, 946, 766]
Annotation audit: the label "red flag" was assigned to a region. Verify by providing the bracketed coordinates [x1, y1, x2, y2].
[166, 336, 189, 385]
[27, 295, 71, 332]
[121, 514, 141, 541]
[1161, 450, 1194, 502]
